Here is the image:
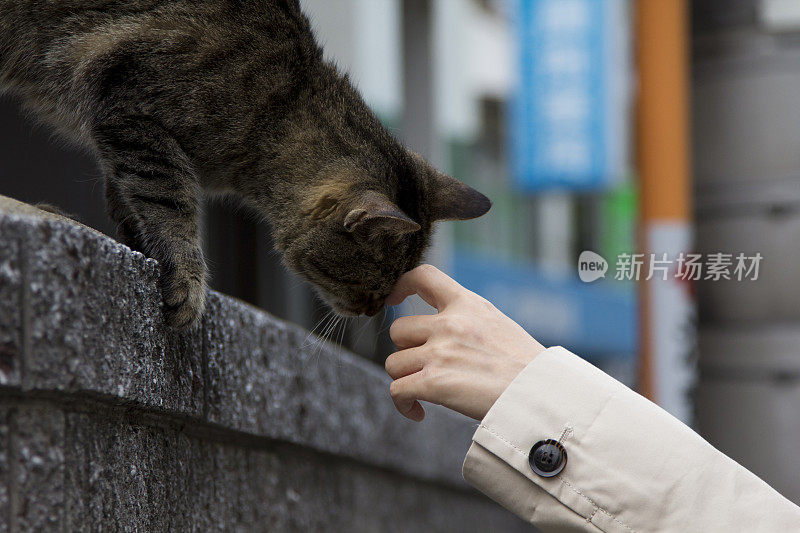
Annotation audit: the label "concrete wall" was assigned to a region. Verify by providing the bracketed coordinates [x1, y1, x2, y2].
[0, 196, 526, 531]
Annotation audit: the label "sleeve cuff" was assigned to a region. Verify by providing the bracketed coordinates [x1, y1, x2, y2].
[462, 346, 633, 533]
[462, 346, 800, 532]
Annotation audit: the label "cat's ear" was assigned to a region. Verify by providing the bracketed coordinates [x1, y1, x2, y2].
[428, 170, 492, 221]
[344, 191, 420, 236]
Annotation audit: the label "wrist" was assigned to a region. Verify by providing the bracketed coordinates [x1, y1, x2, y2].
[516, 339, 546, 368]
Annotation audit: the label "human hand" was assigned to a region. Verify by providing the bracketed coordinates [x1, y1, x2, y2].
[385, 264, 546, 422]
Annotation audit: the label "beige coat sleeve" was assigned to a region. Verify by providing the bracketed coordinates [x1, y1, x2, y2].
[462, 347, 800, 532]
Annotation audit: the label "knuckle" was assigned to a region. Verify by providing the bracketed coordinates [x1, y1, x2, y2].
[429, 341, 448, 359]
[417, 263, 438, 277]
[439, 340, 458, 360]
[420, 366, 444, 394]
[441, 314, 468, 336]
[477, 296, 495, 312]
[430, 341, 457, 367]
[466, 290, 495, 312]
[459, 289, 489, 308]
[417, 364, 435, 382]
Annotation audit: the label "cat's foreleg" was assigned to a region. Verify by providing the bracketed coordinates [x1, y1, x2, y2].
[104, 178, 143, 251]
[96, 118, 207, 328]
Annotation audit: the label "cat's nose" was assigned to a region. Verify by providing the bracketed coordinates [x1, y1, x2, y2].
[363, 297, 383, 317]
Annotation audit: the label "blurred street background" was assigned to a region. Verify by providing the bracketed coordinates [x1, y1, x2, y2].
[2, 0, 800, 505]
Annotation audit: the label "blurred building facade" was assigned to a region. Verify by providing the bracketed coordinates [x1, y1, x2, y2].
[433, 0, 638, 384]
[693, 0, 800, 503]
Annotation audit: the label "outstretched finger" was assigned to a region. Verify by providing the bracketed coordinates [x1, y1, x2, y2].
[387, 264, 464, 310]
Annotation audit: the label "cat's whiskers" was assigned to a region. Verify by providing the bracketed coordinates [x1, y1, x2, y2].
[352, 314, 377, 353]
[316, 313, 336, 346]
[325, 314, 342, 342]
[376, 306, 395, 337]
[304, 311, 336, 369]
[329, 314, 347, 364]
[331, 316, 350, 388]
[310, 309, 334, 338]
[313, 313, 341, 363]
[336, 316, 349, 349]
[301, 309, 334, 349]
[369, 307, 396, 358]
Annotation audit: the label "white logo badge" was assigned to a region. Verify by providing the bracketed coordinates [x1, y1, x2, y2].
[578, 251, 608, 283]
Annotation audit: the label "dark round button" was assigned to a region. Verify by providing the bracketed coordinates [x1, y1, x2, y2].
[529, 439, 567, 478]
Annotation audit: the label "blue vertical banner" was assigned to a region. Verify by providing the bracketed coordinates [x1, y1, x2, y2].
[511, 0, 627, 191]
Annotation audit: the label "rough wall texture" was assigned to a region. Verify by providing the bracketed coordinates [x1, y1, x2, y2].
[0, 196, 526, 532]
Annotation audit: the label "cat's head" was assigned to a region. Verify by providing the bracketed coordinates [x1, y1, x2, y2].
[278, 152, 490, 316]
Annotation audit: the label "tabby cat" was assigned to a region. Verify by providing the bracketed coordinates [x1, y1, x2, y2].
[0, 0, 490, 328]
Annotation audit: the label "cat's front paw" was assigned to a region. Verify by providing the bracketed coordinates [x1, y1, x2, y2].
[159, 250, 208, 329]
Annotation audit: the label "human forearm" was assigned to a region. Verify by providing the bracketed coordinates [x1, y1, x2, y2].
[463, 345, 800, 531]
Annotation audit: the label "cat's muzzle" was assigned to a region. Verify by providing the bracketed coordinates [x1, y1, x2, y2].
[330, 294, 384, 317]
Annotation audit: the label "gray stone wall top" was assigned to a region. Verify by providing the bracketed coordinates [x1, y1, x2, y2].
[0, 195, 476, 487]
